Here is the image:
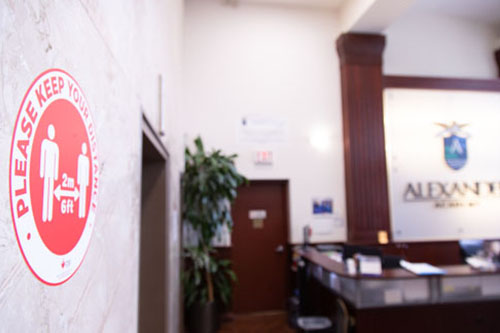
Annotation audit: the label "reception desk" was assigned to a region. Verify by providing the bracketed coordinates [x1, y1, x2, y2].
[299, 248, 500, 333]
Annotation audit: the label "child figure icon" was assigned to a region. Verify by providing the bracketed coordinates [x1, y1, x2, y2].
[77, 142, 90, 218]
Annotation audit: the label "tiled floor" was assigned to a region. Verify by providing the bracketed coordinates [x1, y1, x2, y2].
[218, 311, 295, 333]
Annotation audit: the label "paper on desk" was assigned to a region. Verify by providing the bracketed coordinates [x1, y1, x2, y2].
[466, 256, 496, 271]
[358, 255, 382, 276]
[400, 260, 446, 275]
[326, 251, 343, 263]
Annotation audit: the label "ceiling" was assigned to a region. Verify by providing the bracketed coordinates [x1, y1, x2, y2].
[239, 0, 344, 9]
[415, 0, 500, 26]
[239, 0, 500, 27]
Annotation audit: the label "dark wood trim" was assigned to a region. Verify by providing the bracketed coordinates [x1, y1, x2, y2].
[384, 75, 500, 92]
[495, 49, 500, 78]
[306, 275, 500, 333]
[378, 240, 462, 266]
[337, 33, 391, 244]
[295, 240, 462, 266]
[337, 33, 386, 66]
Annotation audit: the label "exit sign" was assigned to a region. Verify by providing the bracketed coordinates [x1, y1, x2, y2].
[254, 151, 273, 165]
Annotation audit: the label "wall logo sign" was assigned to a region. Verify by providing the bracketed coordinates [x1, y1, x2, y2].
[402, 121, 492, 209]
[436, 121, 469, 170]
[9, 69, 99, 285]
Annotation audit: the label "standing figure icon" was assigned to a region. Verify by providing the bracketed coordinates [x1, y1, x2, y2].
[77, 143, 90, 218]
[40, 124, 59, 222]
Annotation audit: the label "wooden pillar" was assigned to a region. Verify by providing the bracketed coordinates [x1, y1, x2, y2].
[495, 49, 500, 78]
[336, 33, 390, 243]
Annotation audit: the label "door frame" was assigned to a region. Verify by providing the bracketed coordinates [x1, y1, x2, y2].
[138, 114, 170, 332]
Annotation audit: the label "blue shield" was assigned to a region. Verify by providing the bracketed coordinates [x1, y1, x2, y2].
[444, 135, 467, 170]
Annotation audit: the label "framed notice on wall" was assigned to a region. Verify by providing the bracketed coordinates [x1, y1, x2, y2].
[384, 88, 500, 241]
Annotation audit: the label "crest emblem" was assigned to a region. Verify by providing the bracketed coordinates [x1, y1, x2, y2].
[436, 122, 469, 170]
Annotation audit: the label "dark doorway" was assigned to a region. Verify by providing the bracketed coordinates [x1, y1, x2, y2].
[231, 180, 289, 313]
[138, 119, 169, 332]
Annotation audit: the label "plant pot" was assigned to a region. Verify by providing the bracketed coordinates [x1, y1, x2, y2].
[187, 301, 219, 333]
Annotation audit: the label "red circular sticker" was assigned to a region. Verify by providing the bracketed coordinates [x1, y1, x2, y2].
[9, 69, 99, 285]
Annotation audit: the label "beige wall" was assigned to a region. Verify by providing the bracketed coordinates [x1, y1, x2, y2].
[0, 1, 184, 332]
[183, 0, 348, 244]
[384, 6, 500, 79]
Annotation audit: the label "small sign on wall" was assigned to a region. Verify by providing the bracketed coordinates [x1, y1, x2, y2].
[249, 209, 267, 220]
[238, 115, 287, 143]
[252, 219, 264, 229]
[253, 151, 273, 165]
[312, 198, 333, 215]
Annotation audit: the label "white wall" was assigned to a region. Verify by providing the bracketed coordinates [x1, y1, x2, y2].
[183, 0, 347, 244]
[384, 7, 500, 79]
[0, 1, 184, 332]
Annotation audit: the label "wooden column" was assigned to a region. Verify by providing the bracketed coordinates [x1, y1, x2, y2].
[336, 33, 390, 243]
[495, 49, 500, 78]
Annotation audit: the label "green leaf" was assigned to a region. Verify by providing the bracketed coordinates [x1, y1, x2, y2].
[194, 136, 204, 152]
[182, 136, 245, 307]
[219, 259, 230, 267]
[227, 270, 237, 282]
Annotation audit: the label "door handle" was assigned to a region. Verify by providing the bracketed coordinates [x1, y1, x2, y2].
[275, 244, 284, 253]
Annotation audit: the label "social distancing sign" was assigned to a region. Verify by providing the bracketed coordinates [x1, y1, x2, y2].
[9, 69, 99, 285]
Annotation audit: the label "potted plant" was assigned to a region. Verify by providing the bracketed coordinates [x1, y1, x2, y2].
[182, 137, 246, 333]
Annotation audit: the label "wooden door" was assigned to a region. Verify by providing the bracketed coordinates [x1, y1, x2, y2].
[231, 180, 289, 313]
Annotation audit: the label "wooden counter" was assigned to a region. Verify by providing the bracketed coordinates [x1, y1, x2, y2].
[298, 248, 500, 333]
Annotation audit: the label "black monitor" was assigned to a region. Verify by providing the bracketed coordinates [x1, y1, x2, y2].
[459, 239, 484, 259]
[342, 244, 382, 261]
